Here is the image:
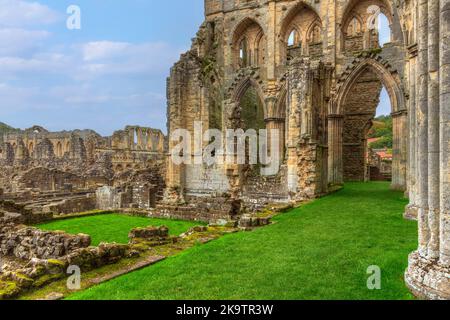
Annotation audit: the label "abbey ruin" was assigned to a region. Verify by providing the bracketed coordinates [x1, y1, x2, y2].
[0, 125, 166, 221]
[164, 0, 450, 299]
[1, 0, 449, 300]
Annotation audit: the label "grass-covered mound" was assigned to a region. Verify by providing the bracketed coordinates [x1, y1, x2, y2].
[38, 214, 203, 246]
[68, 182, 418, 300]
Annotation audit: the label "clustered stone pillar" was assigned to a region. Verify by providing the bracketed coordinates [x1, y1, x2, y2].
[439, 0, 450, 268]
[405, 0, 450, 300]
[327, 114, 343, 186]
[265, 118, 285, 160]
[392, 111, 408, 191]
[405, 45, 419, 220]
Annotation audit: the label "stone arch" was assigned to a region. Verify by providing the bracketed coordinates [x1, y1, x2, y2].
[65, 141, 71, 153]
[307, 20, 322, 43]
[279, 2, 322, 62]
[341, 0, 395, 27]
[340, 0, 403, 52]
[329, 54, 407, 190]
[55, 141, 63, 158]
[279, 1, 321, 36]
[231, 17, 266, 69]
[227, 68, 265, 103]
[231, 77, 266, 129]
[343, 14, 364, 37]
[28, 141, 34, 153]
[334, 54, 405, 115]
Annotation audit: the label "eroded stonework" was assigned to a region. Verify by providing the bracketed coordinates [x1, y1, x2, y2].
[0, 125, 166, 220]
[163, 0, 450, 299]
[0, 0, 449, 300]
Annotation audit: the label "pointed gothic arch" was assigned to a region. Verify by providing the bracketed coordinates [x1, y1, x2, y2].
[231, 17, 266, 69]
[329, 56, 407, 190]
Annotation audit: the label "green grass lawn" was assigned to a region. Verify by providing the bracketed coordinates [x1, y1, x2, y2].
[68, 182, 418, 300]
[38, 214, 203, 246]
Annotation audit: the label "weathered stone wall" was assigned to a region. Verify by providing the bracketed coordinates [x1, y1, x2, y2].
[166, 0, 405, 211]
[96, 186, 123, 210]
[0, 223, 91, 260]
[0, 125, 167, 218]
[42, 194, 97, 215]
[0, 125, 166, 193]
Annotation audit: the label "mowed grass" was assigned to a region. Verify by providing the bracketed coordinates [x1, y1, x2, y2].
[38, 214, 203, 246]
[69, 182, 418, 300]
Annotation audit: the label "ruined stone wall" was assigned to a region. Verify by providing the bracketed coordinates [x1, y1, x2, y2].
[166, 0, 409, 208]
[0, 223, 91, 260]
[0, 125, 167, 210]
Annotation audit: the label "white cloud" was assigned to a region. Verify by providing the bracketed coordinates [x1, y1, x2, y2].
[0, 39, 183, 80]
[82, 41, 131, 62]
[78, 41, 183, 78]
[0, 2, 181, 134]
[0, 0, 60, 27]
[0, 28, 50, 55]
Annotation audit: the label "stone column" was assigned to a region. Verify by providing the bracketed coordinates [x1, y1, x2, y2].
[439, 0, 450, 267]
[405, 0, 450, 300]
[405, 46, 419, 220]
[427, 0, 441, 259]
[266, 0, 276, 80]
[416, 0, 430, 257]
[266, 118, 285, 161]
[327, 114, 343, 185]
[392, 110, 408, 191]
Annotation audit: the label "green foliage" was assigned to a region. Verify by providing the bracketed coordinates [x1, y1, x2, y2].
[0, 122, 20, 136]
[370, 136, 393, 149]
[38, 214, 203, 246]
[68, 183, 417, 300]
[369, 115, 393, 149]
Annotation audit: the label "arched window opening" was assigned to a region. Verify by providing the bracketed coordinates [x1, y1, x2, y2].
[133, 129, 138, 146]
[288, 30, 296, 47]
[376, 13, 391, 47]
[256, 34, 266, 66]
[232, 19, 265, 69]
[281, 5, 322, 61]
[309, 24, 322, 44]
[56, 142, 63, 158]
[239, 38, 249, 67]
[240, 86, 265, 132]
[343, 2, 394, 52]
[233, 85, 266, 170]
[347, 17, 362, 37]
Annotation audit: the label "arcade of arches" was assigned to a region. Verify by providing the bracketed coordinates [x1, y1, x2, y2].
[166, 0, 450, 299]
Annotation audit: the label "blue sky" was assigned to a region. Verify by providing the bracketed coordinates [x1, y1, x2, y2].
[0, 0, 391, 136]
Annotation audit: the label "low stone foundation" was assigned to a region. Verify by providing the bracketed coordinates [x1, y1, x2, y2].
[404, 204, 418, 221]
[0, 223, 91, 260]
[405, 252, 450, 300]
[40, 194, 96, 215]
[128, 226, 178, 248]
[238, 215, 271, 228]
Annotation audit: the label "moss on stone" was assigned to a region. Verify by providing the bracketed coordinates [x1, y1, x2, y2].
[33, 274, 64, 289]
[47, 259, 67, 269]
[0, 280, 20, 300]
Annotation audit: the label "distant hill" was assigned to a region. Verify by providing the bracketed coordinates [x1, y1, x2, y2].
[0, 122, 20, 136]
[368, 115, 393, 149]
